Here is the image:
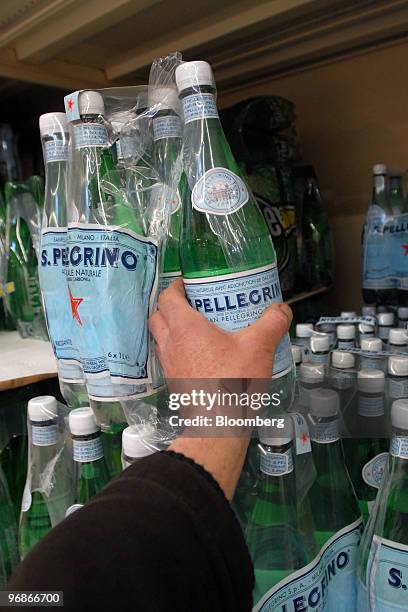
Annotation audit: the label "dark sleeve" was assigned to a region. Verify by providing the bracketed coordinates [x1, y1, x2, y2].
[9, 451, 254, 612]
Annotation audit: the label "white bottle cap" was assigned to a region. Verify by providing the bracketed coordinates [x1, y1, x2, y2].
[28, 396, 57, 422]
[78, 90, 104, 116]
[310, 334, 329, 353]
[148, 86, 180, 111]
[361, 337, 382, 352]
[291, 345, 302, 365]
[69, 407, 99, 436]
[309, 388, 339, 418]
[332, 350, 355, 369]
[398, 307, 408, 319]
[389, 328, 408, 346]
[373, 164, 387, 175]
[258, 419, 293, 447]
[122, 425, 156, 458]
[296, 323, 314, 338]
[341, 311, 356, 318]
[378, 312, 394, 326]
[175, 61, 215, 92]
[359, 323, 374, 334]
[362, 306, 376, 316]
[337, 324, 356, 340]
[391, 399, 408, 430]
[300, 362, 325, 382]
[39, 112, 67, 136]
[358, 369, 385, 393]
[388, 355, 408, 377]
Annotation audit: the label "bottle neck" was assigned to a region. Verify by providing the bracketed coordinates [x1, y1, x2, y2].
[259, 442, 294, 478]
[42, 135, 68, 226]
[310, 415, 340, 445]
[72, 431, 104, 465]
[372, 174, 387, 208]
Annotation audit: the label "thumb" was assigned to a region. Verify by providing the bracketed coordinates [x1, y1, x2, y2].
[238, 302, 292, 354]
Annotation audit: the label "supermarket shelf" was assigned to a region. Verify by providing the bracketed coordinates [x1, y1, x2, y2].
[285, 285, 331, 306]
[0, 1, 406, 92]
[0, 331, 57, 392]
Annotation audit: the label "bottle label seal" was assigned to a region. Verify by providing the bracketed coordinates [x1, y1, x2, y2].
[153, 116, 182, 140]
[31, 423, 58, 446]
[182, 93, 219, 124]
[358, 394, 385, 417]
[390, 436, 408, 459]
[260, 448, 293, 476]
[388, 377, 408, 399]
[184, 264, 292, 378]
[309, 417, 340, 443]
[362, 452, 388, 489]
[73, 436, 104, 462]
[44, 140, 69, 163]
[191, 167, 249, 215]
[74, 123, 109, 149]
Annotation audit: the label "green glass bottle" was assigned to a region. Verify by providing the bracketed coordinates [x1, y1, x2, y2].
[0, 463, 19, 580]
[4, 181, 46, 339]
[175, 60, 292, 385]
[101, 422, 127, 478]
[344, 369, 390, 523]
[308, 388, 361, 549]
[358, 399, 408, 610]
[245, 425, 316, 607]
[389, 169, 405, 216]
[19, 396, 60, 558]
[67, 407, 110, 514]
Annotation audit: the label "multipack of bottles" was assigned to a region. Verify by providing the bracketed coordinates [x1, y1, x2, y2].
[362, 164, 408, 305]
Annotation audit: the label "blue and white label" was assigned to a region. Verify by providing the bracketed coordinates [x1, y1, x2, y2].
[260, 449, 293, 476]
[254, 518, 363, 612]
[332, 372, 355, 390]
[31, 423, 58, 447]
[73, 436, 104, 463]
[74, 123, 109, 149]
[153, 116, 182, 141]
[337, 339, 355, 350]
[182, 93, 219, 124]
[309, 352, 330, 365]
[66, 224, 158, 385]
[358, 394, 385, 417]
[309, 417, 340, 444]
[361, 536, 408, 610]
[362, 452, 388, 488]
[363, 209, 393, 290]
[379, 326, 391, 340]
[390, 436, 408, 458]
[388, 377, 408, 399]
[39, 228, 81, 375]
[160, 270, 182, 292]
[184, 264, 292, 377]
[44, 140, 69, 163]
[192, 167, 249, 215]
[360, 354, 384, 370]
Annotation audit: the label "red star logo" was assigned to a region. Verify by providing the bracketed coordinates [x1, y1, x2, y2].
[402, 244, 408, 255]
[300, 433, 309, 445]
[67, 98, 74, 111]
[69, 286, 83, 326]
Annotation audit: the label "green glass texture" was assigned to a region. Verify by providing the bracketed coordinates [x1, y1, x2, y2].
[19, 490, 52, 558]
[76, 454, 110, 505]
[309, 434, 360, 548]
[101, 422, 127, 479]
[179, 88, 277, 280]
[0, 465, 19, 580]
[74, 116, 144, 235]
[1, 433, 27, 521]
[245, 444, 313, 605]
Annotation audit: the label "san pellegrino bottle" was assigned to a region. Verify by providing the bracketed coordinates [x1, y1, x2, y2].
[38, 112, 88, 409]
[66, 90, 157, 427]
[308, 388, 361, 545]
[309, 333, 330, 365]
[101, 422, 127, 478]
[359, 337, 384, 371]
[297, 362, 325, 412]
[336, 324, 356, 350]
[388, 355, 408, 404]
[398, 306, 408, 329]
[329, 351, 356, 413]
[149, 86, 182, 291]
[175, 61, 292, 391]
[388, 328, 408, 354]
[362, 164, 396, 305]
[362, 305, 376, 317]
[245, 423, 316, 609]
[67, 407, 110, 515]
[358, 399, 408, 610]
[378, 312, 394, 344]
[0, 463, 19, 581]
[19, 396, 73, 557]
[121, 424, 156, 468]
[344, 369, 390, 523]
[389, 169, 405, 215]
[291, 344, 302, 371]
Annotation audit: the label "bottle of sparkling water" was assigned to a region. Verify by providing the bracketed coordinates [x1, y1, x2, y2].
[121, 424, 156, 468]
[101, 422, 127, 479]
[245, 423, 316, 608]
[343, 369, 390, 523]
[309, 333, 330, 365]
[388, 355, 408, 404]
[358, 398, 408, 610]
[175, 61, 292, 393]
[19, 397, 59, 558]
[38, 112, 88, 409]
[378, 312, 394, 345]
[0, 463, 19, 581]
[308, 388, 361, 547]
[359, 337, 385, 371]
[336, 324, 356, 350]
[329, 351, 357, 413]
[388, 328, 408, 354]
[398, 306, 408, 329]
[297, 362, 325, 412]
[67, 407, 110, 515]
